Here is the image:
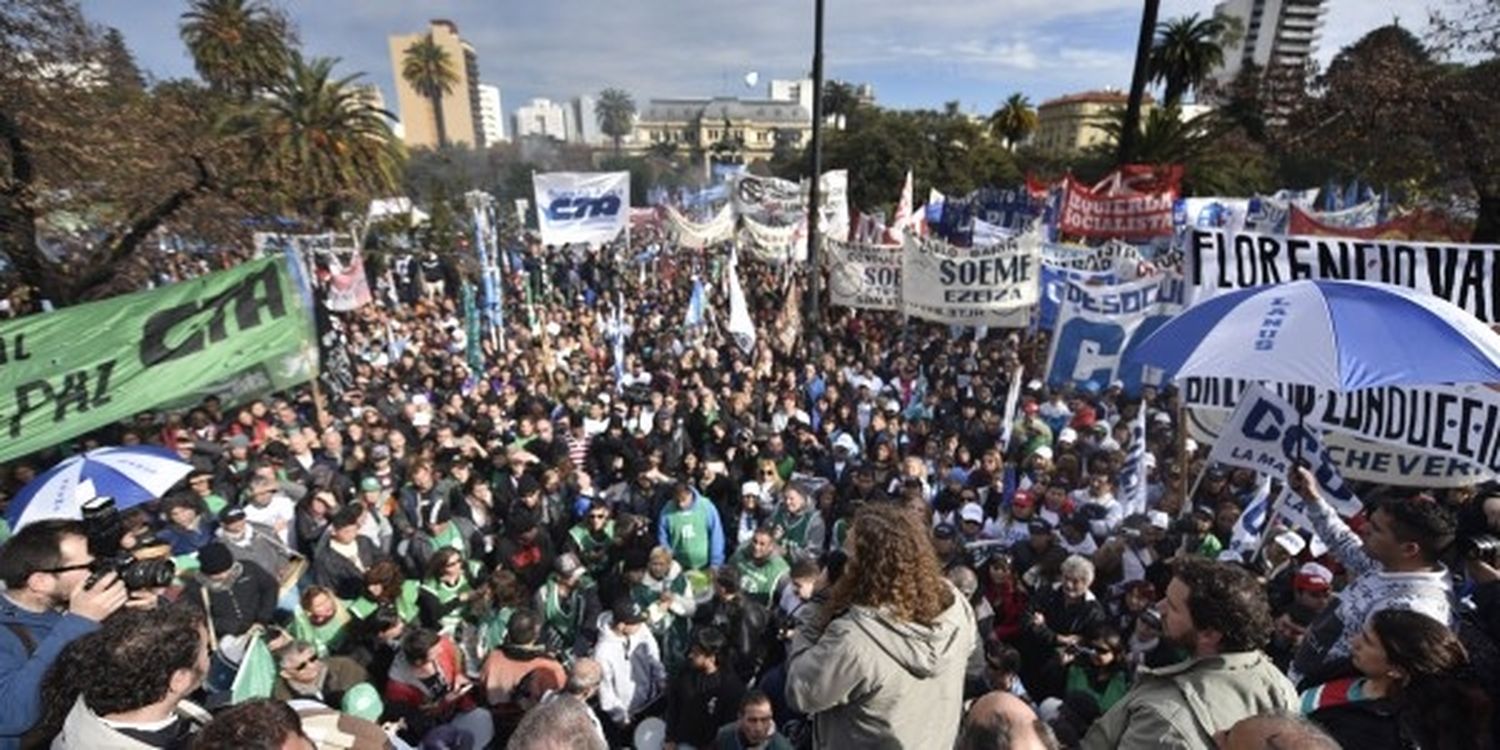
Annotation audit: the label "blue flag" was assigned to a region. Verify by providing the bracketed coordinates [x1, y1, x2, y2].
[684, 276, 706, 328]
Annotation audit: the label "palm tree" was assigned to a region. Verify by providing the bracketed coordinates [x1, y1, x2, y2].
[987, 93, 1038, 150]
[1150, 13, 1228, 107]
[822, 80, 859, 119]
[401, 35, 458, 148]
[180, 0, 292, 97]
[243, 55, 405, 225]
[597, 88, 636, 155]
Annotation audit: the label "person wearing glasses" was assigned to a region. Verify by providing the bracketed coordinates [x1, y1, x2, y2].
[270, 639, 369, 707]
[0, 519, 131, 745]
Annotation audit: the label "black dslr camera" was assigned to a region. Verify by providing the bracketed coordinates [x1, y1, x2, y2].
[81, 497, 175, 591]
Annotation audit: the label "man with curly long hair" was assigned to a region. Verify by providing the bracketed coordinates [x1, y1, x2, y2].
[1082, 558, 1297, 749]
[784, 503, 978, 749]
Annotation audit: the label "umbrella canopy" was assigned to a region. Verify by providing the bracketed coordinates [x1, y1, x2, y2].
[7, 446, 194, 531]
[1127, 279, 1500, 391]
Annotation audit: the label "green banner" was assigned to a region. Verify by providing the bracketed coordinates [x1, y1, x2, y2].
[0, 256, 317, 462]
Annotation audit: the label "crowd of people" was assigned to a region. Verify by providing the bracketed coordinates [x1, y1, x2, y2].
[2, 224, 1500, 750]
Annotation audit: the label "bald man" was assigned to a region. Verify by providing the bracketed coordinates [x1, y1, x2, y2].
[958, 691, 1059, 750]
[1214, 713, 1340, 750]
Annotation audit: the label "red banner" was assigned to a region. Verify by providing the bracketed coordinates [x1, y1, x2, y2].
[1058, 168, 1181, 240]
[1288, 205, 1472, 242]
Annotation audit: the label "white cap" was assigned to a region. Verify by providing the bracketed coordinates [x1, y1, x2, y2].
[1274, 530, 1308, 556]
[1099, 437, 1120, 452]
[741, 481, 762, 497]
[834, 434, 860, 455]
[960, 502, 984, 524]
[1147, 510, 1170, 530]
[1033, 445, 1054, 461]
[411, 410, 432, 428]
[1058, 427, 1078, 444]
[1108, 379, 1125, 390]
[1143, 452, 1158, 469]
[1184, 438, 1199, 454]
[1026, 379, 1044, 391]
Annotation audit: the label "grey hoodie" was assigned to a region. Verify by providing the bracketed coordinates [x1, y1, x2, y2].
[785, 581, 978, 750]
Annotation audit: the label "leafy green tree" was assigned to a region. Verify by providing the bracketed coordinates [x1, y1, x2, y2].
[597, 87, 636, 155]
[1150, 13, 1227, 107]
[401, 34, 458, 148]
[179, 0, 293, 97]
[987, 93, 1038, 151]
[239, 54, 404, 226]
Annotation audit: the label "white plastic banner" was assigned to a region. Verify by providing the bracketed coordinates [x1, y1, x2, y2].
[901, 232, 1040, 327]
[532, 171, 630, 246]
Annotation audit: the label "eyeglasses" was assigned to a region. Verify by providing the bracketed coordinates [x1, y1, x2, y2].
[588, 513, 609, 520]
[37, 562, 93, 574]
[288, 654, 320, 671]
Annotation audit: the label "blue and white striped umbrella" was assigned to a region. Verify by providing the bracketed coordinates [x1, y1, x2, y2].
[1127, 279, 1500, 391]
[7, 446, 193, 532]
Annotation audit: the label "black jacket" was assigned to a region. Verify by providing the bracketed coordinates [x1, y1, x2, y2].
[665, 666, 747, 747]
[181, 561, 279, 638]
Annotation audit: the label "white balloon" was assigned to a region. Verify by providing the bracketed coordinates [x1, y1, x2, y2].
[743, 71, 760, 88]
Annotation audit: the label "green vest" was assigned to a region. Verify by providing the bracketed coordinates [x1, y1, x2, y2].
[733, 550, 789, 606]
[420, 576, 472, 634]
[568, 522, 615, 573]
[292, 601, 351, 656]
[539, 579, 582, 652]
[479, 606, 517, 651]
[771, 507, 813, 557]
[663, 500, 713, 570]
[350, 579, 421, 623]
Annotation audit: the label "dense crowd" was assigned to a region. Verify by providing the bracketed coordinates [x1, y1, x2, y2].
[2, 227, 1500, 750]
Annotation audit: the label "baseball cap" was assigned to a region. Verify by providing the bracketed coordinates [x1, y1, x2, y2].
[612, 598, 647, 625]
[934, 523, 957, 540]
[960, 502, 984, 525]
[360, 477, 382, 493]
[1294, 562, 1334, 592]
[555, 553, 585, 584]
[1273, 530, 1308, 557]
[219, 505, 247, 524]
[1058, 428, 1078, 444]
[741, 481, 763, 497]
[1011, 490, 1036, 509]
[1147, 510, 1170, 530]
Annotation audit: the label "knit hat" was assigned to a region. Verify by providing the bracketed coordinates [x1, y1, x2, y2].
[198, 543, 234, 576]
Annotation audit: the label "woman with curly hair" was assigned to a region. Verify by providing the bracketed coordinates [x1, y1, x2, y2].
[1302, 608, 1492, 750]
[784, 503, 978, 749]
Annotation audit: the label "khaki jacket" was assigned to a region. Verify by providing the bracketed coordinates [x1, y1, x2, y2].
[1082, 650, 1299, 750]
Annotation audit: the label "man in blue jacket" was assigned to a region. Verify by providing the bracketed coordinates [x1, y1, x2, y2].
[0, 519, 129, 746]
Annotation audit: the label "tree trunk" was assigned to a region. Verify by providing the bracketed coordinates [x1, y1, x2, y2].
[432, 93, 448, 148]
[614, 134, 622, 156]
[1474, 191, 1500, 244]
[0, 109, 70, 303]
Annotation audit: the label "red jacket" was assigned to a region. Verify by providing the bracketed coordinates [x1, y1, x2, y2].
[985, 578, 1029, 643]
[384, 635, 478, 719]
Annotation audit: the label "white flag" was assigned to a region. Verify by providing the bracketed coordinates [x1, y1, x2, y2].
[889, 170, 914, 243]
[727, 247, 756, 354]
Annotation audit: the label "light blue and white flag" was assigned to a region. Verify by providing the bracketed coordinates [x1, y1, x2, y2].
[1117, 406, 1149, 516]
[685, 276, 707, 329]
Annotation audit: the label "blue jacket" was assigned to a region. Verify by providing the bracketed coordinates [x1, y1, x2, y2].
[0, 595, 100, 746]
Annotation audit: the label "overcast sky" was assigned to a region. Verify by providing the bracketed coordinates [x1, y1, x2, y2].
[79, 0, 1451, 120]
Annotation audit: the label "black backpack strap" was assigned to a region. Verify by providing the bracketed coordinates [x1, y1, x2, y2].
[4, 622, 37, 657]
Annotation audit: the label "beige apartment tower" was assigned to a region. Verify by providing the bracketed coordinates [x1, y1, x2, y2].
[388, 19, 484, 149]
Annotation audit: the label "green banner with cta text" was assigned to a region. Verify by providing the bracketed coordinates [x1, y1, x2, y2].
[0, 256, 318, 462]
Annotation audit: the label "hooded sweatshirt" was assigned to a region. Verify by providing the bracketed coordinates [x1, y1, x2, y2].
[785, 581, 978, 750]
[592, 612, 668, 726]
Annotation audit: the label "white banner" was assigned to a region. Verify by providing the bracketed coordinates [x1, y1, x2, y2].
[1183, 377, 1500, 482]
[1187, 406, 1491, 488]
[665, 204, 735, 249]
[1184, 228, 1500, 323]
[901, 232, 1040, 327]
[1207, 383, 1364, 521]
[825, 238, 900, 311]
[1045, 274, 1184, 393]
[741, 217, 808, 263]
[532, 171, 630, 246]
[727, 247, 755, 353]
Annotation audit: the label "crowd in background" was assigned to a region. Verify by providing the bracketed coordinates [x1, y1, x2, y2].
[2, 227, 1500, 750]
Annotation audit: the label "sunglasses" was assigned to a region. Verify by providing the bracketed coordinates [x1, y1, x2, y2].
[289, 654, 320, 671]
[38, 562, 93, 575]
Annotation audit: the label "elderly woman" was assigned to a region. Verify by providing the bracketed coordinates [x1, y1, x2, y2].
[786, 503, 979, 749]
[1020, 554, 1108, 700]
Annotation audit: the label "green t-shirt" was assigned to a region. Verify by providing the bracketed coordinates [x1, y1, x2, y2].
[732, 549, 789, 606]
[662, 500, 714, 570]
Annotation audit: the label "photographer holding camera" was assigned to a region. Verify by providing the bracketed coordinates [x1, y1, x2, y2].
[0, 519, 139, 745]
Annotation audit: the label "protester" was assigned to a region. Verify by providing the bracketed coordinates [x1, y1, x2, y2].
[191, 698, 315, 750]
[785, 503, 978, 749]
[592, 598, 667, 740]
[713, 690, 792, 750]
[1082, 558, 1298, 748]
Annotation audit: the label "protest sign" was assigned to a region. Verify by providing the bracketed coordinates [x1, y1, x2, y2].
[1058, 175, 1178, 240]
[665, 204, 735, 249]
[1184, 228, 1500, 322]
[901, 233, 1040, 327]
[0, 256, 317, 463]
[1045, 274, 1184, 393]
[1184, 376, 1500, 479]
[1206, 384, 1364, 518]
[533, 171, 631, 246]
[825, 239, 901, 311]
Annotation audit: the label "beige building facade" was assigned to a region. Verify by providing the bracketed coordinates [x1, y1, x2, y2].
[388, 20, 483, 149]
[1033, 90, 1155, 155]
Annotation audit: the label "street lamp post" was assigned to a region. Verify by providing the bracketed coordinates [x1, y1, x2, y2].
[806, 0, 826, 325]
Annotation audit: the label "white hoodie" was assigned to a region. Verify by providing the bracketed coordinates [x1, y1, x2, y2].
[591, 613, 668, 725]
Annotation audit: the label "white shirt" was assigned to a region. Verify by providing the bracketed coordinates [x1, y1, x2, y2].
[243, 493, 296, 546]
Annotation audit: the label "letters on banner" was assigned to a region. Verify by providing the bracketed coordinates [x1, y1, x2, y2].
[665, 204, 735, 249]
[901, 233, 1040, 327]
[1058, 174, 1178, 241]
[532, 171, 630, 247]
[1184, 377, 1500, 483]
[1206, 384, 1365, 525]
[1038, 265, 1117, 331]
[0, 257, 317, 463]
[1185, 228, 1500, 323]
[824, 239, 901, 311]
[1045, 275, 1183, 393]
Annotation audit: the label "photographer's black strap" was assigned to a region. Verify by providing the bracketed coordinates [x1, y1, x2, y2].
[4, 622, 36, 657]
